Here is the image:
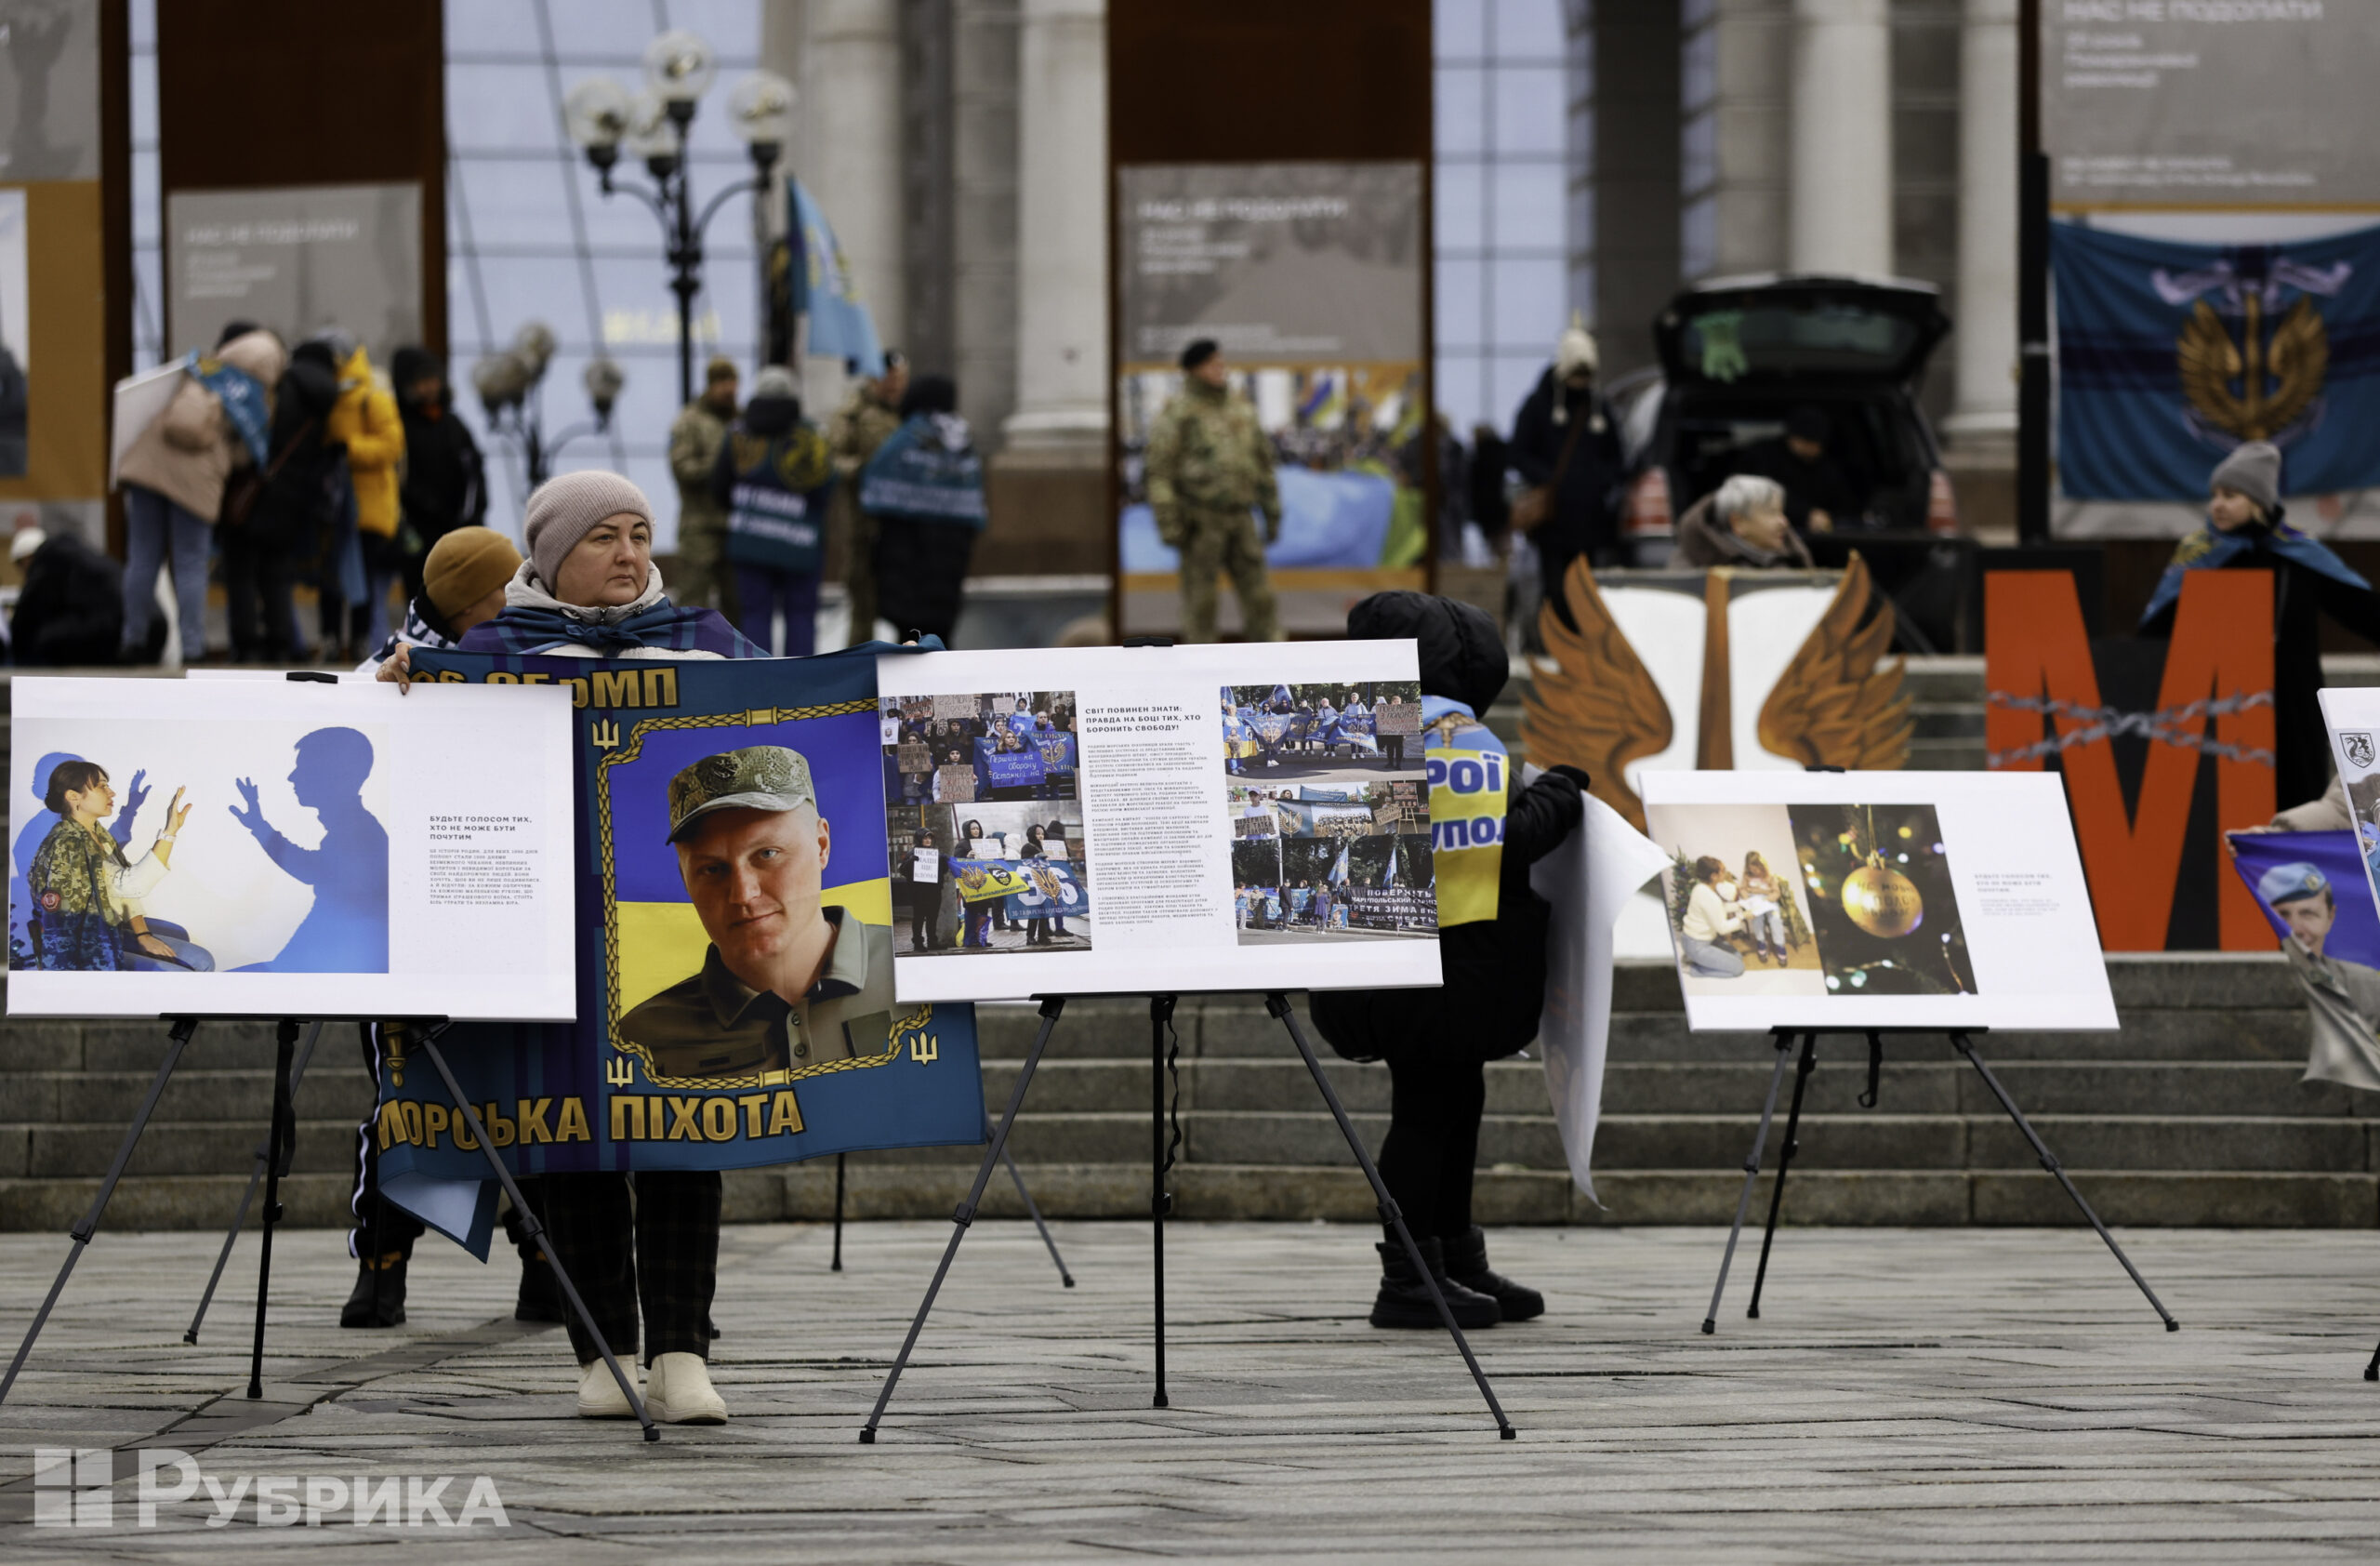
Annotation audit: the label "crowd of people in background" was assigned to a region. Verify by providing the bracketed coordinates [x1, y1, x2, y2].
[10, 320, 489, 668]
[7, 327, 990, 667]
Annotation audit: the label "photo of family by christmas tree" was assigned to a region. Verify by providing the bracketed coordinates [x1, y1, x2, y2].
[1645, 800, 1977, 999]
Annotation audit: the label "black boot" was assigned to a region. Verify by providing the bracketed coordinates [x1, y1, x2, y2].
[1442, 1225, 1544, 1322]
[1369, 1236, 1499, 1330]
[513, 1247, 564, 1323]
[339, 1252, 408, 1328]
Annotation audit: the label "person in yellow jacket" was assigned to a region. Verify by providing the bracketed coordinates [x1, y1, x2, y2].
[324, 337, 406, 658]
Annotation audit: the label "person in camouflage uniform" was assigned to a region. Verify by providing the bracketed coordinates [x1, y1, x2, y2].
[1145, 339, 1281, 643]
[668, 357, 739, 617]
[827, 350, 907, 645]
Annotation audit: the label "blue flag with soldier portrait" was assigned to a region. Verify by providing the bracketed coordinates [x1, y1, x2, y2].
[375, 647, 985, 1256]
[2050, 220, 2380, 500]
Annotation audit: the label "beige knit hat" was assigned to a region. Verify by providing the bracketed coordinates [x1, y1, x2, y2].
[421, 526, 523, 619]
[522, 471, 654, 587]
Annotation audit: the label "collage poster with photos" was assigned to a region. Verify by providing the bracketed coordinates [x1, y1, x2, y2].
[376, 648, 986, 1255]
[875, 643, 1442, 1002]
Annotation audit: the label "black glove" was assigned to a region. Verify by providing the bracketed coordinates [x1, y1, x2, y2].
[1547, 763, 1592, 792]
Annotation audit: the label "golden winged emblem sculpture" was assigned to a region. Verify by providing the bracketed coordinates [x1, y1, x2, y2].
[1521, 553, 1910, 832]
[2178, 294, 2326, 442]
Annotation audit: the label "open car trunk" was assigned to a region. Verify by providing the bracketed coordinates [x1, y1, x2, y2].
[1655, 274, 1950, 389]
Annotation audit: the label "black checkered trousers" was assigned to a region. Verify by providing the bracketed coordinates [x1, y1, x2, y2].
[539, 1171, 721, 1365]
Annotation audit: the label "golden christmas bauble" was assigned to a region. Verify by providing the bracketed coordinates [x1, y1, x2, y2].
[1842, 859, 1924, 939]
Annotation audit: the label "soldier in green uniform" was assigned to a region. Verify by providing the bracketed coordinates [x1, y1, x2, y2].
[1145, 339, 1282, 644]
[827, 351, 907, 645]
[616, 744, 896, 1082]
[668, 357, 739, 618]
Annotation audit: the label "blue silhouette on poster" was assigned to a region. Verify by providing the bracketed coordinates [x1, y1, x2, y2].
[11, 752, 144, 963]
[229, 727, 390, 973]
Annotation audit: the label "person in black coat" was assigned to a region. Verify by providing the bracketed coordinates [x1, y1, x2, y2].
[1310, 591, 1588, 1329]
[871, 374, 983, 644]
[1508, 324, 1625, 609]
[1730, 405, 1865, 536]
[9, 527, 124, 665]
[224, 345, 341, 661]
[390, 347, 487, 604]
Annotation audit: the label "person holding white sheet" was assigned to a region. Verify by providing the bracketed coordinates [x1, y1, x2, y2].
[1308, 592, 1586, 1331]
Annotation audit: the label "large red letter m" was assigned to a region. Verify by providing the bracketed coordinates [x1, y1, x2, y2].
[1986, 570, 2276, 950]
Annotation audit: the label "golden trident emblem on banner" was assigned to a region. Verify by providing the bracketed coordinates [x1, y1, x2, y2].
[2178, 293, 2328, 442]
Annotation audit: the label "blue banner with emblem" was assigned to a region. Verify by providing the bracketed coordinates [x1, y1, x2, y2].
[2050, 220, 2380, 499]
[1004, 859, 1090, 922]
[375, 647, 985, 1256]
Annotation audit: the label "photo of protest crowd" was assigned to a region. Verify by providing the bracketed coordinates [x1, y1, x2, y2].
[887, 799, 1091, 956]
[1229, 776, 1434, 945]
[881, 691, 1080, 806]
[1221, 681, 1422, 784]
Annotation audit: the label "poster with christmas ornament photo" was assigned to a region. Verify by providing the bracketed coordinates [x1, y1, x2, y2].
[1641, 772, 2113, 1033]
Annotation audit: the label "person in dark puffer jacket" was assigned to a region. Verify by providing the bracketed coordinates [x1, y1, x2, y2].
[1311, 591, 1587, 1329]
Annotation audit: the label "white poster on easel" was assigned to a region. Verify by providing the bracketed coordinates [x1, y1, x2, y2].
[877, 643, 1439, 1001]
[1641, 770, 2115, 1033]
[7, 677, 575, 1020]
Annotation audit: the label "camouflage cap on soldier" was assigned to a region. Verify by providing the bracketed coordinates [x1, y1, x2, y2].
[667, 746, 816, 843]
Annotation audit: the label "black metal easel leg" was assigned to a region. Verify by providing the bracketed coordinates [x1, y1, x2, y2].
[1704, 1031, 1797, 1334]
[1150, 994, 1175, 1408]
[188, 1020, 324, 1345]
[860, 996, 1065, 1443]
[1747, 1031, 1819, 1320]
[1265, 994, 1515, 1440]
[246, 1020, 300, 1399]
[1950, 1030, 2177, 1332]
[831, 1153, 846, 1272]
[0, 1018, 201, 1407]
[412, 1025, 659, 1441]
[993, 1112, 1073, 1287]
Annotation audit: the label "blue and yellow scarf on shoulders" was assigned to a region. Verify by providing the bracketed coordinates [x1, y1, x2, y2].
[1422, 695, 1509, 929]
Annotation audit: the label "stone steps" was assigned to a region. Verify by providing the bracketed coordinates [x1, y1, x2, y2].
[1, 953, 2360, 1229]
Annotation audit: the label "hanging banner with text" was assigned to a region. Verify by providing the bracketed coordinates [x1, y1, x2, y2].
[377, 648, 985, 1254]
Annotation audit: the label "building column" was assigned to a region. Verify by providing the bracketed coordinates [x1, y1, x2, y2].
[802, 0, 906, 361]
[1945, 0, 2019, 458]
[1000, 0, 1105, 453]
[1788, 0, 1892, 277]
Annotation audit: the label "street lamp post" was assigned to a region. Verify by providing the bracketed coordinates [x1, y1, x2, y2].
[562, 33, 796, 409]
[473, 322, 627, 492]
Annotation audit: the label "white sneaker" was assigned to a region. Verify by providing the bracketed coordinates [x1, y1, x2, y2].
[646, 1351, 727, 1425]
[576, 1359, 638, 1419]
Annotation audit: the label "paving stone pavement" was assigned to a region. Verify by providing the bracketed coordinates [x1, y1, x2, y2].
[0, 1220, 2378, 1561]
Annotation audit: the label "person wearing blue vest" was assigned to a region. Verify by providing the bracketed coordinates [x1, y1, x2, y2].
[708, 365, 835, 656]
[1310, 592, 1589, 1330]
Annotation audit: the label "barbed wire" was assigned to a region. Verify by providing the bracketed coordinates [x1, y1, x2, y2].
[1984, 688, 2276, 768]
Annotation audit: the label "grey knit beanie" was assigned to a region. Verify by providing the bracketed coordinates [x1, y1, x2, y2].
[522, 471, 654, 587]
[2210, 441, 2281, 512]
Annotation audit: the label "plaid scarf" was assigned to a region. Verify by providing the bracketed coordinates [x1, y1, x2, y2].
[457, 571, 766, 658]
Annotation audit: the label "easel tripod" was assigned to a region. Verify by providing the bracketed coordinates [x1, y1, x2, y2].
[857, 992, 1516, 1443]
[0, 1015, 666, 1442]
[1702, 1026, 2177, 1334]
